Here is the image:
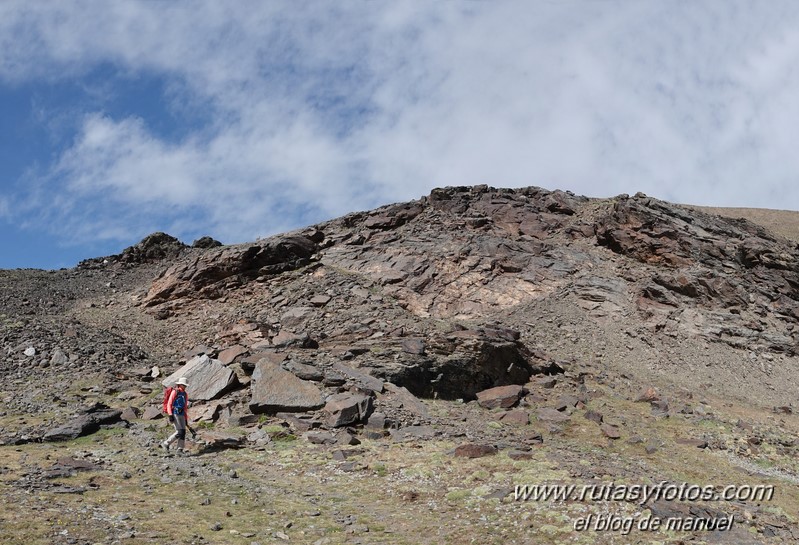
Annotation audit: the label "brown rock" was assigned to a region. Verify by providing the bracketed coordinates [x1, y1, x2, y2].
[651, 399, 670, 417]
[277, 413, 319, 433]
[324, 393, 373, 428]
[536, 408, 570, 423]
[476, 384, 525, 409]
[142, 236, 318, 308]
[535, 376, 557, 389]
[635, 386, 660, 402]
[249, 360, 324, 413]
[120, 407, 140, 422]
[42, 405, 122, 442]
[141, 406, 163, 420]
[365, 412, 387, 430]
[676, 438, 708, 449]
[287, 361, 324, 381]
[600, 423, 621, 439]
[383, 383, 429, 419]
[525, 430, 543, 444]
[497, 409, 529, 426]
[279, 307, 314, 328]
[332, 449, 358, 461]
[193, 403, 224, 423]
[218, 345, 248, 365]
[304, 431, 337, 445]
[554, 395, 579, 411]
[337, 432, 361, 446]
[271, 330, 315, 348]
[584, 410, 603, 424]
[199, 431, 244, 449]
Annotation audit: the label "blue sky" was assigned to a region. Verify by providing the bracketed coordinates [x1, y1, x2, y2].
[3, 2, 799, 269]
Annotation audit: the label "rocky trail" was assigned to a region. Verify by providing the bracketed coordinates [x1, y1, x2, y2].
[3, 185, 799, 543]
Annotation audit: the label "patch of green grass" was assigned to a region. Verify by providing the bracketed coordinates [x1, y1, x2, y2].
[445, 488, 471, 502]
[753, 458, 775, 469]
[262, 424, 285, 434]
[466, 469, 490, 483]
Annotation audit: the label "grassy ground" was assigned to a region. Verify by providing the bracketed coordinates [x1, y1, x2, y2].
[1, 385, 797, 545]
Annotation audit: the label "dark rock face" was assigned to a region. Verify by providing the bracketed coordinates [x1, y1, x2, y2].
[381, 328, 547, 400]
[119, 232, 188, 264]
[143, 235, 318, 307]
[192, 236, 223, 249]
[42, 404, 122, 442]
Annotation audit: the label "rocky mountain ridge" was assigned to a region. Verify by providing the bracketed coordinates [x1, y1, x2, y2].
[3, 185, 799, 544]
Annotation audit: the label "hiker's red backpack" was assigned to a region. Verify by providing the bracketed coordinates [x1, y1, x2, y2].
[162, 386, 174, 414]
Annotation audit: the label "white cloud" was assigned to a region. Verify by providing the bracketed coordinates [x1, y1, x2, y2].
[4, 1, 799, 250]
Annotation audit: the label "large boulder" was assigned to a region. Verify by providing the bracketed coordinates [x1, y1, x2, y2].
[323, 393, 374, 428]
[42, 403, 122, 442]
[476, 384, 525, 409]
[249, 359, 325, 414]
[162, 355, 238, 401]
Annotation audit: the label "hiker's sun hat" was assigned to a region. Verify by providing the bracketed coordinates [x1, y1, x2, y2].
[176, 377, 189, 387]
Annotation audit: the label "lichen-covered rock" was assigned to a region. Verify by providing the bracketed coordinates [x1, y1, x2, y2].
[249, 360, 324, 413]
[162, 355, 238, 401]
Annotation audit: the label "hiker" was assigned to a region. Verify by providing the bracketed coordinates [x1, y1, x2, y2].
[161, 377, 193, 452]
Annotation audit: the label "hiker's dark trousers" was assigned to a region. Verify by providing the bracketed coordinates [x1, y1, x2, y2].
[165, 414, 187, 449]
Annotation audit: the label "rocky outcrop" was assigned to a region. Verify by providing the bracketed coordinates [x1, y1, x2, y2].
[28, 184, 799, 448]
[142, 235, 319, 307]
[323, 393, 374, 428]
[379, 327, 558, 400]
[192, 236, 223, 249]
[594, 193, 799, 353]
[117, 232, 188, 264]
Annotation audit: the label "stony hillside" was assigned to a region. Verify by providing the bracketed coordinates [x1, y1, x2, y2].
[2, 185, 799, 544]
